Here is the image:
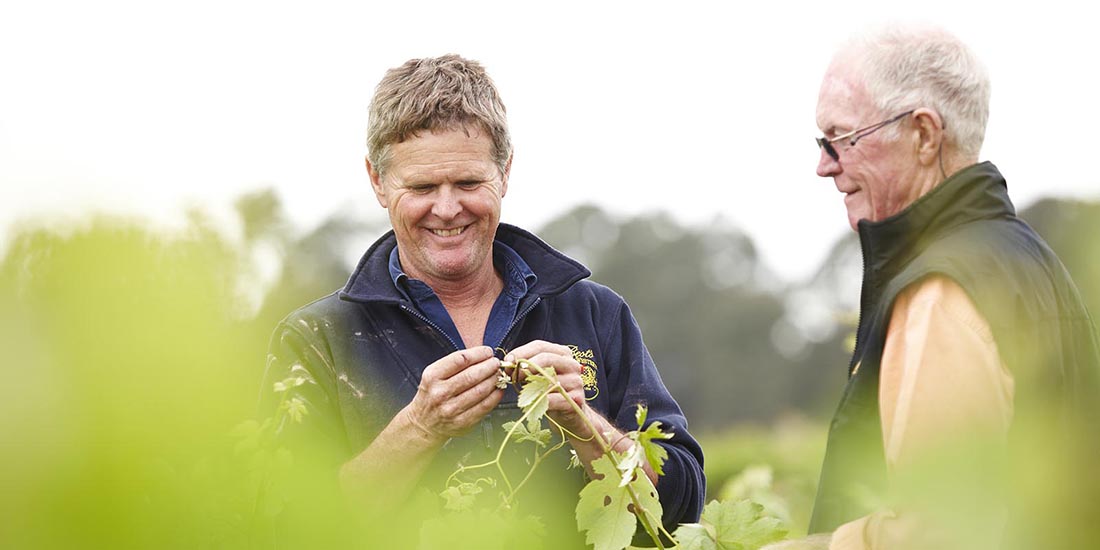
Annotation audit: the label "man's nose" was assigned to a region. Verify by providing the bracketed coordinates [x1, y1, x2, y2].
[817, 147, 841, 178]
[431, 185, 462, 219]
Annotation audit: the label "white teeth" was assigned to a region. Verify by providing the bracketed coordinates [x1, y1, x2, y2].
[430, 227, 463, 237]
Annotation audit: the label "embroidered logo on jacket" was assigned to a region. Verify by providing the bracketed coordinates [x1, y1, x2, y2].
[568, 345, 599, 400]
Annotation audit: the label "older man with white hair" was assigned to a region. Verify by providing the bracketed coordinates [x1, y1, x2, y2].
[771, 24, 1100, 550]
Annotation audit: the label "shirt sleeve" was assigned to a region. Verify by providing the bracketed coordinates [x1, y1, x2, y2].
[829, 276, 1014, 550]
[259, 315, 350, 465]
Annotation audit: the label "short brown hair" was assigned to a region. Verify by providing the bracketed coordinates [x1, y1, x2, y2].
[367, 54, 511, 176]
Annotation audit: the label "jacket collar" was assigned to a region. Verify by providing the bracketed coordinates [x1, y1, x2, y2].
[338, 223, 591, 304]
[857, 161, 1016, 287]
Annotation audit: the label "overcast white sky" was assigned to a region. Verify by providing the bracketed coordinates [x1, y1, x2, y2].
[2, 1, 1098, 282]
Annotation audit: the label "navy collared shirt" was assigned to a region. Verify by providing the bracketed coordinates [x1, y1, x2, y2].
[388, 241, 537, 351]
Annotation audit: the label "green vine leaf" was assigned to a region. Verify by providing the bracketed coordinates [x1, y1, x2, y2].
[440, 481, 484, 512]
[567, 448, 581, 470]
[672, 499, 787, 550]
[281, 396, 309, 423]
[636, 420, 673, 476]
[576, 454, 662, 550]
[517, 371, 553, 422]
[616, 444, 644, 487]
[272, 368, 314, 393]
[673, 522, 718, 550]
[629, 405, 673, 476]
[502, 418, 552, 448]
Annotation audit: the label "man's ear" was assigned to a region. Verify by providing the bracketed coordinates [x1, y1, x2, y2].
[366, 157, 388, 208]
[500, 153, 513, 198]
[913, 108, 945, 166]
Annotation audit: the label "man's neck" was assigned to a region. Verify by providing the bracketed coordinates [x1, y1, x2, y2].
[421, 262, 504, 313]
[911, 155, 976, 205]
[430, 263, 504, 349]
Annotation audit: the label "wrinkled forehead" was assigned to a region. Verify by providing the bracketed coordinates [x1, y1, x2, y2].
[386, 127, 500, 180]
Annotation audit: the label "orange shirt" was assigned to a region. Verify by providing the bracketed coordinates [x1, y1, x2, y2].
[829, 276, 1014, 550]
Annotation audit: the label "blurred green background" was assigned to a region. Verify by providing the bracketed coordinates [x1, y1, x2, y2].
[1, 189, 1097, 548]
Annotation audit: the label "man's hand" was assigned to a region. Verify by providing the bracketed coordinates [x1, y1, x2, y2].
[506, 339, 661, 485]
[340, 347, 503, 511]
[504, 340, 590, 436]
[400, 346, 504, 445]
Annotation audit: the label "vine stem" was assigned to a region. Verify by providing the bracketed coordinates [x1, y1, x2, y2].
[525, 361, 668, 550]
[443, 383, 558, 505]
[443, 358, 673, 548]
[508, 425, 567, 500]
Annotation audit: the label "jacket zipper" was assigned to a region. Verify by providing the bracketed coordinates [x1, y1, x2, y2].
[399, 303, 497, 450]
[399, 304, 461, 352]
[851, 228, 872, 377]
[500, 296, 542, 351]
[399, 296, 544, 353]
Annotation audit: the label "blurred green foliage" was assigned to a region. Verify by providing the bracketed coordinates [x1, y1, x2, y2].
[0, 190, 1096, 547]
[699, 417, 828, 535]
[0, 215, 258, 547]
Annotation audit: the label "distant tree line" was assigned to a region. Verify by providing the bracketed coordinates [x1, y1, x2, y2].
[228, 189, 1100, 431]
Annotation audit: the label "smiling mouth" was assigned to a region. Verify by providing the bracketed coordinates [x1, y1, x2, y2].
[429, 226, 465, 237]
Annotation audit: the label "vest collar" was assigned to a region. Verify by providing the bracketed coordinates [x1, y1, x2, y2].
[857, 161, 1016, 287]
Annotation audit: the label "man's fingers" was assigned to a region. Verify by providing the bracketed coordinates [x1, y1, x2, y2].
[554, 371, 583, 393]
[547, 380, 589, 407]
[506, 340, 572, 361]
[424, 346, 495, 381]
[426, 383, 502, 439]
[528, 352, 582, 376]
[546, 392, 583, 412]
[452, 385, 505, 427]
[447, 355, 503, 392]
[449, 371, 505, 416]
[414, 358, 503, 438]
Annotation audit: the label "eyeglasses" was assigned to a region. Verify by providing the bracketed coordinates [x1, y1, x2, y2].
[816, 110, 915, 161]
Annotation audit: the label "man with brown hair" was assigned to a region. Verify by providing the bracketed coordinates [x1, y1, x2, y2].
[264, 54, 705, 541]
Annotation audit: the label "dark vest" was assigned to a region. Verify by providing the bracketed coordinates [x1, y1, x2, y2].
[809, 162, 1100, 533]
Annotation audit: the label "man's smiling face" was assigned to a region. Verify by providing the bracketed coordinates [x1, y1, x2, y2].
[369, 126, 508, 285]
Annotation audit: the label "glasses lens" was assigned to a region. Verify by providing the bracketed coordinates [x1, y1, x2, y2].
[817, 137, 839, 161]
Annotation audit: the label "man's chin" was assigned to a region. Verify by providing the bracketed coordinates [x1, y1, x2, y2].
[423, 254, 483, 280]
[846, 212, 863, 231]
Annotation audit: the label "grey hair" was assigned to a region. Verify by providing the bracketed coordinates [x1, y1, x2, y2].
[366, 54, 512, 176]
[845, 24, 991, 159]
